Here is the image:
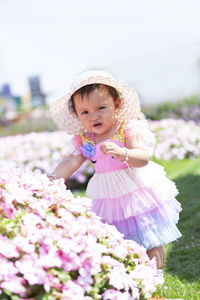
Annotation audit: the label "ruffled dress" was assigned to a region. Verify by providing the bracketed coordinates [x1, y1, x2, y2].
[72, 120, 182, 250]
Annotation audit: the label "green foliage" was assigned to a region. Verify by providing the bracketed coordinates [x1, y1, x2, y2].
[87, 264, 111, 298]
[0, 117, 56, 137]
[123, 254, 137, 273]
[181, 95, 200, 106]
[50, 268, 71, 283]
[0, 215, 22, 239]
[142, 95, 200, 121]
[97, 237, 110, 247]
[0, 293, 11, 300]
[155, 157, 200, 299]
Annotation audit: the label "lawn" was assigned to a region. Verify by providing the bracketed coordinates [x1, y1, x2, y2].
[155, 157, 200, 300]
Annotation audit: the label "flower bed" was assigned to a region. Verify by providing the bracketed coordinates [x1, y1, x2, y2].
[0, 168, 162, 299]
[149, 119, 200, 160]
[0, 131, 93, 186]
[0, 119, 199, 185]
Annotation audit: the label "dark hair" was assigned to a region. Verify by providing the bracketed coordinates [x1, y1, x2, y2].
[69, 84, 119, 114]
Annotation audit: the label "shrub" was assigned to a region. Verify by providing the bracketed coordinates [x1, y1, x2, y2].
[142, 96, 200, 123]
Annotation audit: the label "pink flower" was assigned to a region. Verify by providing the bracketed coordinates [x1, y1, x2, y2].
[15, 256, 46, 285]
[108, 267, 130, 291]
[24, 271, 45, 286]
[103, 289, 133, 300]
[14, 236, 35, 254]
[38, 249, 62, 268]
[1, 277, 26, 296]
[62, 280, 85, 300]
[0, 236, 20, 258]
[0, 258, 18, 280]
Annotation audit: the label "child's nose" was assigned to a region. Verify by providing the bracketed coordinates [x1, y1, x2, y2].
[91, 111, 99, 120]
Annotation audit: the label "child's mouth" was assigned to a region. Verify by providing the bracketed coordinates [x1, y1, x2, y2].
[93, 123, 102, 127]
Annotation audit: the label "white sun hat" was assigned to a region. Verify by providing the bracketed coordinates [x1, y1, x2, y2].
[50, 70, 141, 135]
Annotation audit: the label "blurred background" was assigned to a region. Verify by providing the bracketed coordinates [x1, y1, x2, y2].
[0, 0, 200, 187]
[0, 0, 200, 111]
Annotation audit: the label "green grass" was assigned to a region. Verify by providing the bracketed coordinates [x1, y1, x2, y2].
[154, 157, 200, 300]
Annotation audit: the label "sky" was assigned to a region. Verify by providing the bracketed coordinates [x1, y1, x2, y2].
[0, 0, 200, 104]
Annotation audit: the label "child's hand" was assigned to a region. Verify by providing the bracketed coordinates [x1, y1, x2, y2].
[100, 142, 125, 161]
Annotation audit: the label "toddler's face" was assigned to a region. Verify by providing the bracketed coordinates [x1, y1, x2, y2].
[73, 86, 121, 136]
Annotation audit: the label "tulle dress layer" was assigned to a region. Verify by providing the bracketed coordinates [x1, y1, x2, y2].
[72, 120, 182, 250]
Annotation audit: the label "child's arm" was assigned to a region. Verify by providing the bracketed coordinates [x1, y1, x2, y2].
[100, 136, 149, 168]
[48, 154, 86, 181]
[124, 135, 150, 167]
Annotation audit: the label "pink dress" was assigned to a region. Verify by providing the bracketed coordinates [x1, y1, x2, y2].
[72, 120, 182, 250]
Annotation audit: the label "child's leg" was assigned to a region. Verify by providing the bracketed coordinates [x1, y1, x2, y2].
[147, 245, 165, 269]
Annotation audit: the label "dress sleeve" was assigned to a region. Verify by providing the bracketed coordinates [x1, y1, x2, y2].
[71, 135, 83, 156]
[125, 119, 155, 155]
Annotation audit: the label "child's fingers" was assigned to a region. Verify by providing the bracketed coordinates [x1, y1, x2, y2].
[101, 145, 113, 153]
[104, 149, 114, 155]
[103, 148, 119, 158]
[100, 142, 121, 159]
[100, 143, 111, 154]
[101, 142, 116, 151]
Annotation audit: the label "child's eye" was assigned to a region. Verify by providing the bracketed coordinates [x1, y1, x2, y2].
[81, 111, 88, 115]
[99, 106, 105, 110]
